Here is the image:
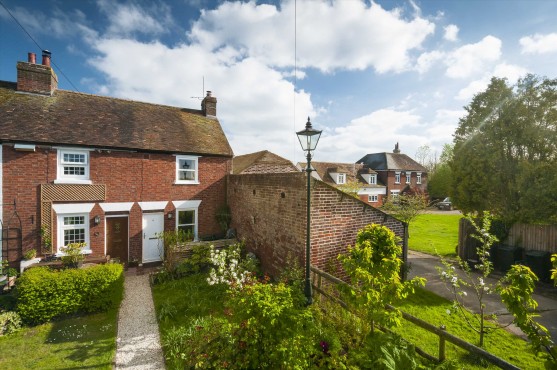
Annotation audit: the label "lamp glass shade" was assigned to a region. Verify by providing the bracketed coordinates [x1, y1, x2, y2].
[296, 128, 322, 152]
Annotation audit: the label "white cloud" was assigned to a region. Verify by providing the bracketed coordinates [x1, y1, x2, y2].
[455, 63, 528, 101]
[443, 24, 459, 41]
[189, 0, 435, 73]
[416, 50, 445, 74]
[97, 0, 172, 36]
[445, 35, 501, 79]
[519, 33, 557, 54]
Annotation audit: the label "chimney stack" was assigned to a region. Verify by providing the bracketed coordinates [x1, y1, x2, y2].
[17, 50, 58, 96]
[393, 142, 401, 154]
[201, 90, 217, 117]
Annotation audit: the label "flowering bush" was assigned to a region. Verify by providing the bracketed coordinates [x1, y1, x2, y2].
[206, 243, 257, 288]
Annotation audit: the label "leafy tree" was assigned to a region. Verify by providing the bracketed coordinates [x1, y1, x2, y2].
[338, 224, 425, 335]
[337, 179, 362, 199]
[450, 75, 557, 224]
[381, 193, 427, 228]
[428, 144, 454, 199]
[415, 144, 436, 173]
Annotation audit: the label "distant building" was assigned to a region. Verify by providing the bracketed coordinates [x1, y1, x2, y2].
[232, 150, 299, 174]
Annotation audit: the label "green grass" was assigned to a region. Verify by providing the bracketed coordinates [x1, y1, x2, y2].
[409, 214, 462, 257]
[0, 307, 118, 369]
[394, 287, 548, 369]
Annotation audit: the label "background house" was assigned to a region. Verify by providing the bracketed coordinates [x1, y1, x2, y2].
[296, 162, 388, 206]
[0, 51, 233, 266]
[357, 143, 428, 199]
[232, 150, 299, 174]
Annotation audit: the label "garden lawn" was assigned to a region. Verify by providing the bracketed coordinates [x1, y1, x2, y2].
[394, 287, 547, 370]
[0, 307, 118, 369]
[409, 213, 461, 257]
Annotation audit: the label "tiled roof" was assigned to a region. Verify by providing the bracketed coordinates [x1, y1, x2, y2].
[356, 152, 427, 172]
[232, 150, 298, 174]
[297, 161, 385, 188]
[0, 81, 233, 157]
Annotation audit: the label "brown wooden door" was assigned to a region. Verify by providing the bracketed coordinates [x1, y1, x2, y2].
[106, 217, 128, 263]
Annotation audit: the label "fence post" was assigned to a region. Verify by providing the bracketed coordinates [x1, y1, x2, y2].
[439, 325, 446, 362]
[317, 274, 322, 303]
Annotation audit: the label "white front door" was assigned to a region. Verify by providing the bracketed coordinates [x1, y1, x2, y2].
[142, 213, 164, 263]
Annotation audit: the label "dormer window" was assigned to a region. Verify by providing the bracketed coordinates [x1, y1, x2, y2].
[369, 174, 377, 185]
[55, 149, 91, 184]
[395, 172, 401, 184]
[406, 172, 411, 184]
[337, 173, 346, 184]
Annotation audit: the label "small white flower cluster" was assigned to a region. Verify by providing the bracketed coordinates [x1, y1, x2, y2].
[207, 245, 251, 289]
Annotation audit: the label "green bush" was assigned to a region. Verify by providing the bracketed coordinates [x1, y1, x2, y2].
[0, 310, 22, 335]
[16, 263, 124, 324]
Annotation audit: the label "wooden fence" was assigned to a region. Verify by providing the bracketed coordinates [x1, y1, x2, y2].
[310, 266, 520, 370]
[506, 223, 557, 253]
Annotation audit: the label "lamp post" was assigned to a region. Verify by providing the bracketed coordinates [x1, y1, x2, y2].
[296, 117, 322, 304]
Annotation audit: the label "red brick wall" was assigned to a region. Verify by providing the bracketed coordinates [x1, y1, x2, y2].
[2, 144, 230, 262]
[227, 173, 406, 278]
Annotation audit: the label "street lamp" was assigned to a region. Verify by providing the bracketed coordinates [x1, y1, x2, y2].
[296, 117, 322, 304]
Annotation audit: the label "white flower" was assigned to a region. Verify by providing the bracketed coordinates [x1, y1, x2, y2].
[446, 309, 451, 315]
[462, 291, 467, 297]
[441, 271, 448, 278]
[479, 278, 485, 286]
[451, 276, 458, 284]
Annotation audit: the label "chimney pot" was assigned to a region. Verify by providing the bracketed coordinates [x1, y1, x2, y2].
[28, 52, 36, 64]
[42, 50, 51, 67]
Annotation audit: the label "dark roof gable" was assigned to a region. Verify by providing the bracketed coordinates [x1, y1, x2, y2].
[0, 81, 233, 157]
[357, 152, 426, 172]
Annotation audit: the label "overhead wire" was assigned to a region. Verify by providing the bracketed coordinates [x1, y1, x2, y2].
[0, 0, 80, 92]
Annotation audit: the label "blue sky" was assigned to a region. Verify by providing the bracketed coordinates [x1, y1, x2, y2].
[1, 0, 556, 164]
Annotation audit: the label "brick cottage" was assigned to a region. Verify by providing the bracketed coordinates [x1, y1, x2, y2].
[0, 51, 233, 266]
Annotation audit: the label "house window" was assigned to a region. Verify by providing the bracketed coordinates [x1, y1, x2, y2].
[56, 149, 90, 184]
[368, 195, 378, 202]
[337, 173, 346, 184]
[57, 213, 91, 254]
[390, 190, 400, 198]
[176, 156, 199, 184]
[417, 172, 422, 184]
[176, 209, 197, 240]
[369, 174, 377, 185]
[406, 172, 411, 184]
[395, 172, 401, 184]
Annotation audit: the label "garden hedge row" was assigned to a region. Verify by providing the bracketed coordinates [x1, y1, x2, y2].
[16, 263, 124, 324]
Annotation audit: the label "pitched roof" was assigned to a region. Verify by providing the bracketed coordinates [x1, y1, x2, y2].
[356, 152, 427, 172]
[232, 150, 298, 174]
[297, 161, 384, 188]
[0, 81, 233, 157]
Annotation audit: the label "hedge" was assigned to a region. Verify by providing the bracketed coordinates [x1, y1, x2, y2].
[16, 263, 124, 325]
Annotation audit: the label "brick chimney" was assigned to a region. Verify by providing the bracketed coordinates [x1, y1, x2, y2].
[201, 90, 217, 117]
[393, 142, 401, 154]
[16, 50, 58, 96]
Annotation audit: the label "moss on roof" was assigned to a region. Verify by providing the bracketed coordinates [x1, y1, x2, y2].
[0, 81, 233, 157]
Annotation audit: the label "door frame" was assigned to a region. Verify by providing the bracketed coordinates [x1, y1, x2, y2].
[104, 214, 129, 262]
[142, 212, 164, 263]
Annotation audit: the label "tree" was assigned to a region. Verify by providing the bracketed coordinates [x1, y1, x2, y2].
[415, 145, 436, 173]
[337, 180, 362, 199]
[427, 144, 454, 199]
[450, 75, 557, 224]
[381, 193, 427, 227]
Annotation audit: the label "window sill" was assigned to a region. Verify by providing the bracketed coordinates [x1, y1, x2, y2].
[54, 179, 93, 185]
[174, 181, 200, 185]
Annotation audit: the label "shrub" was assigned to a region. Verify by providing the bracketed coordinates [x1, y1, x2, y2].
[60, 242, 86, 267]
[0, 311, 22, 335]
[23, 249, 37, 260]
[16, 263, 124, 324]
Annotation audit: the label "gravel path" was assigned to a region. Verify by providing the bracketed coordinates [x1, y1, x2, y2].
[114, 269, 165, 369]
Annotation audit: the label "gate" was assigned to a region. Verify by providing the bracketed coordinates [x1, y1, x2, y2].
[1, 199, 22, 268]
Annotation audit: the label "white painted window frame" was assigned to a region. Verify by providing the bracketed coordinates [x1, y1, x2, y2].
[56, 213, 91, 256]
[417, 172, 422, 184]
[406, 172, 411, 184]
[369, 174, 377, 185]
[368, 194, 378, 202]
[175, 155, 199, 184]
[173, 200, 202, 241]
[53, 203, 94, 255]
[337, 173, 346, 185]
[55, 148, 92, 184]
[394, 172, 401, 184]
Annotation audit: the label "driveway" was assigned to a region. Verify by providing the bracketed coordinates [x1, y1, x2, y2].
[408, 250, 557, 340]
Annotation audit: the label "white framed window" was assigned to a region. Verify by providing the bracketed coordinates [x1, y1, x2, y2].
[176, 155, 199, 184]
[56, 213, 91, 255]
[176, 208, 198, 240]
[395, 172, 401, 184]
[406, 172, 411, 184]
[337, 173, 346, 184]
[368, 195, 378, 202]
[55, 149, 91, 184]
[390, 190, 400, 198]
[370, 174, 377, 185]
[417, 172, 422, 184]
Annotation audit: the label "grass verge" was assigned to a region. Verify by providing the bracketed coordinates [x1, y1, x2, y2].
[409, 213, 461, 257]
[394, 287, 547, 369]
[0, 307, 118, 369]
